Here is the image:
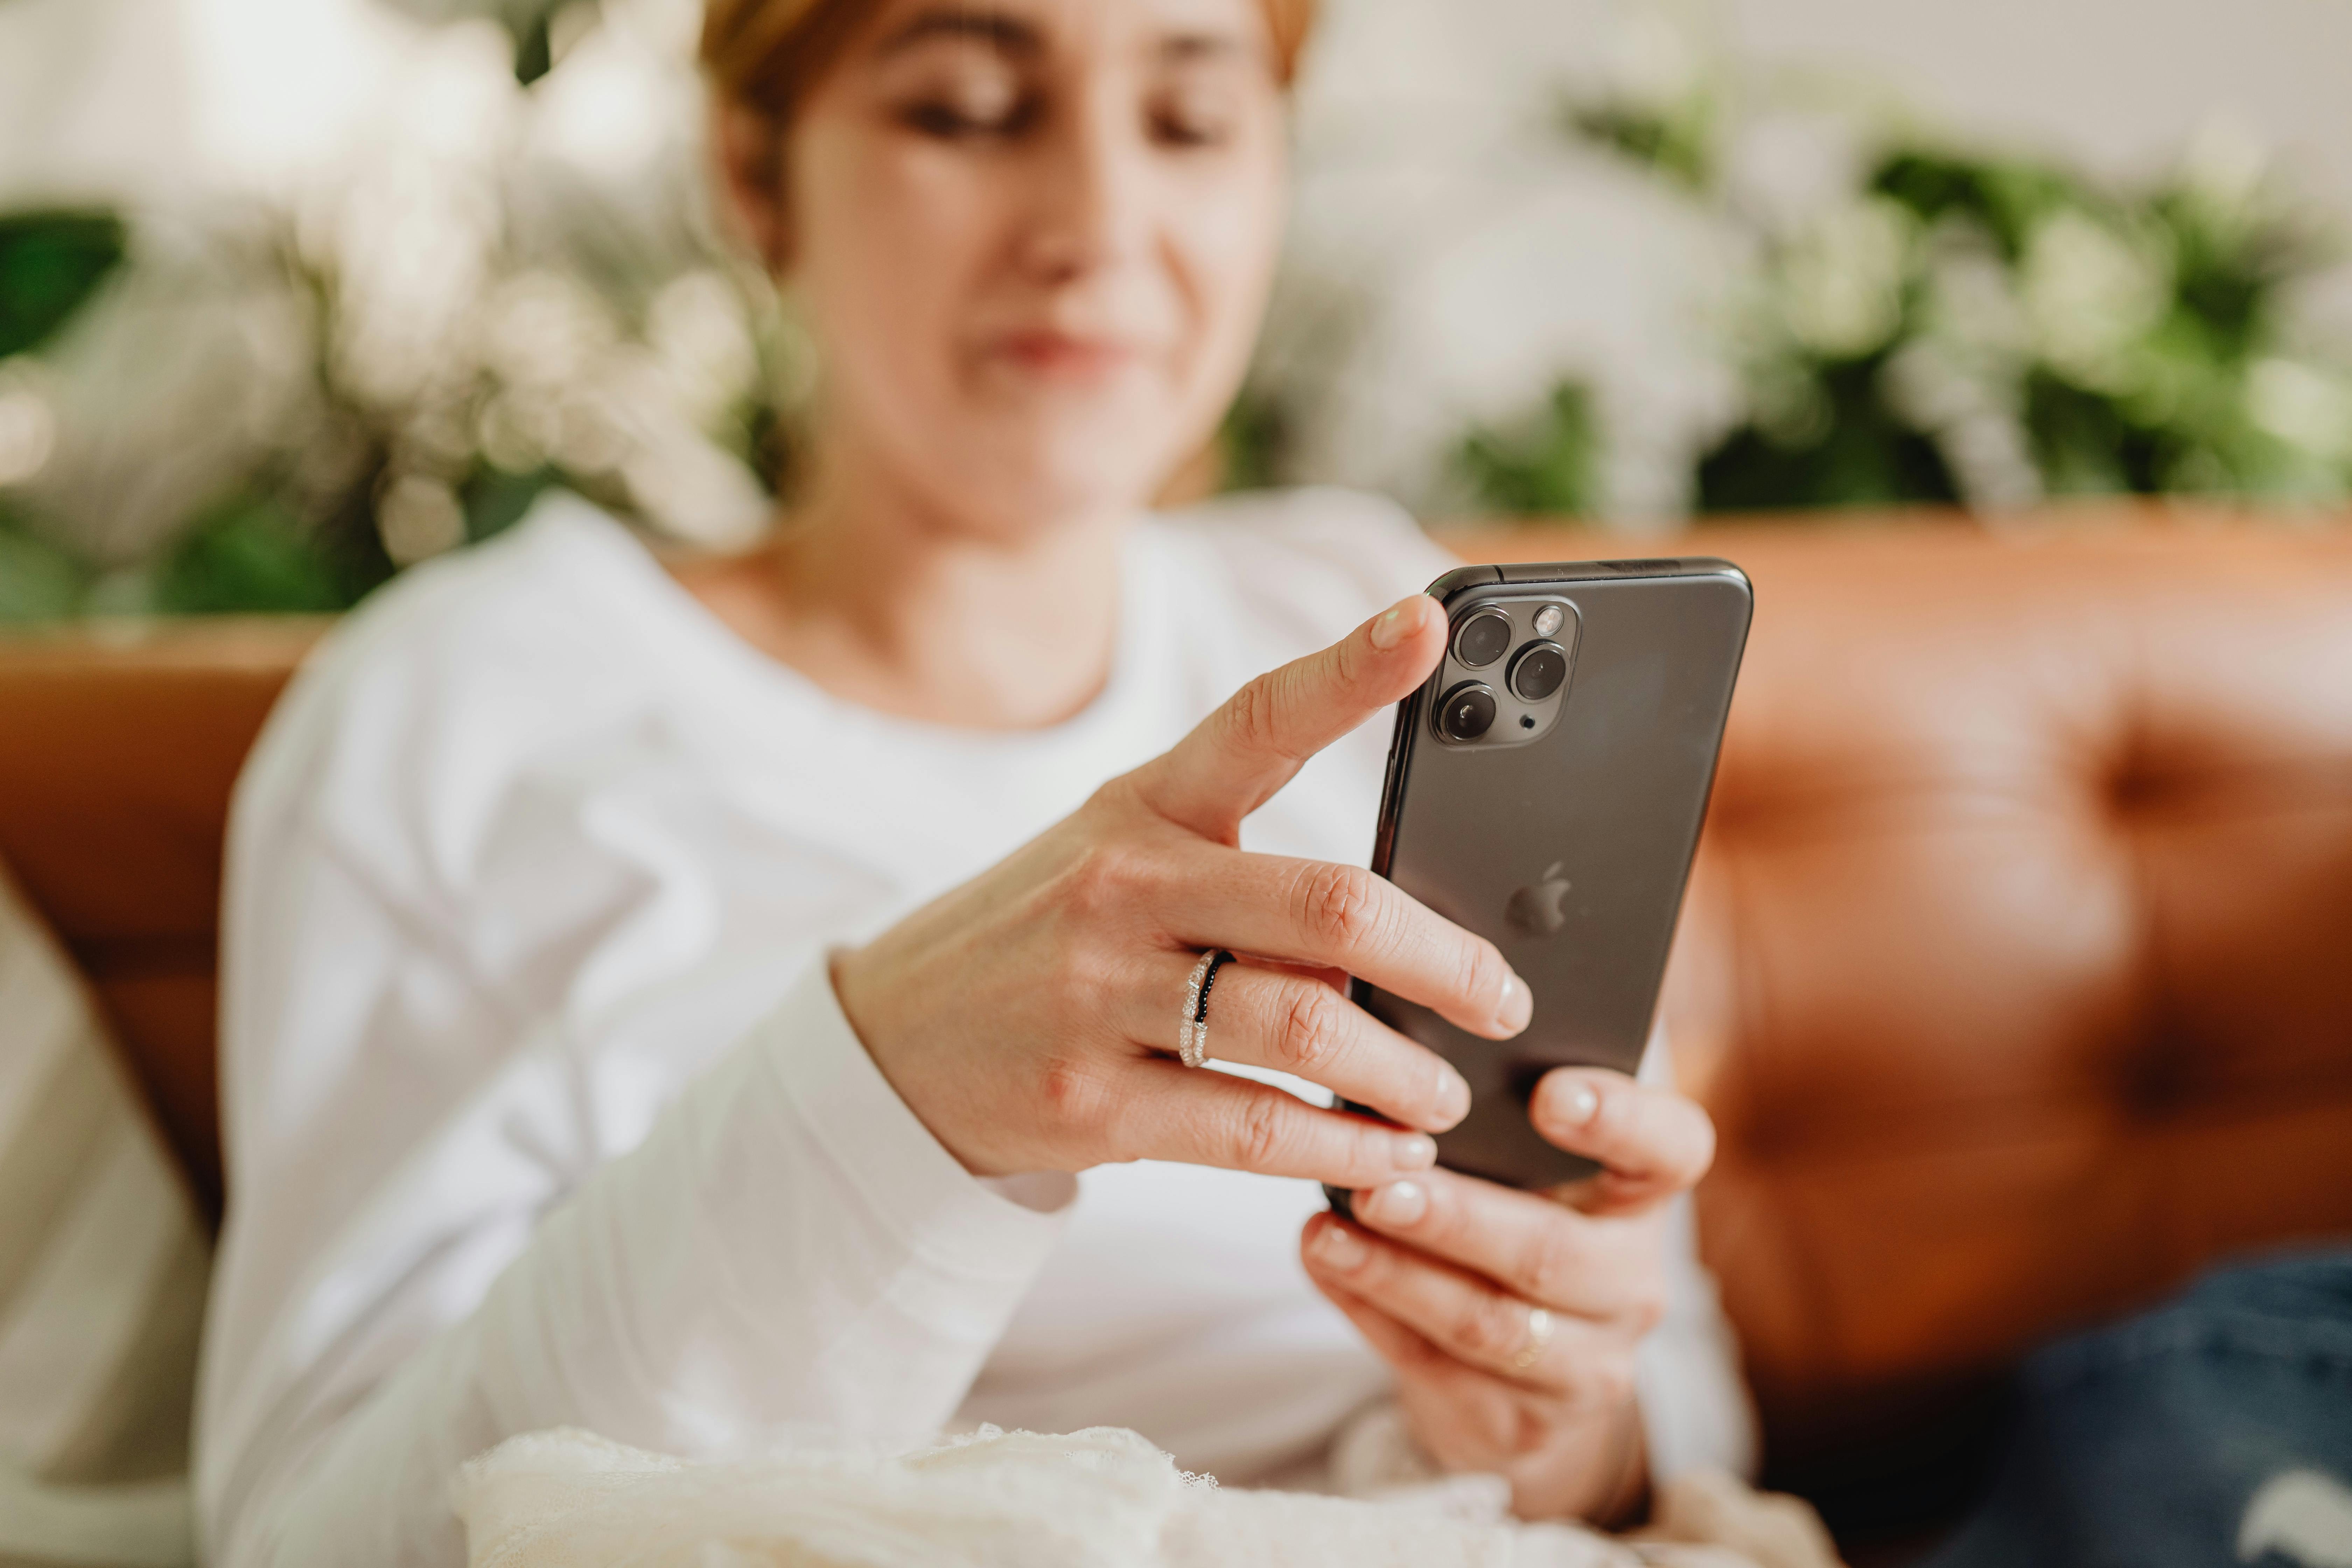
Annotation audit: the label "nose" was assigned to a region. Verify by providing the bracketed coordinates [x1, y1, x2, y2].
[1016, 85, 1150, 284]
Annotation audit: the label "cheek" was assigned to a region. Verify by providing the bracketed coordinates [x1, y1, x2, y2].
[788, 126, 992, 418]
[1156, 146, 1287, 419]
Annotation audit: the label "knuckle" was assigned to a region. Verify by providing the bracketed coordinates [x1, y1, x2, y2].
[1063, 840, 1155, 918]
[1457, 937, 1511, 1013]
[1625, 1283, 1668, 1338]
[1039, 1056, 1111, 1130]
[1225, 672, 1287, 758]
[1455, 1292, 1523, 1362]
[1234, 1091, 1298, 1172]
[1073, 954, 1128, 1029]
[1273, 985, 1348, 1078]
[1520, 1222, 1584, 1306]
[1584, 1353, 1638, 1414]
[1039, 1057, 1122, 1164]
[1296, 862, 1381, 952]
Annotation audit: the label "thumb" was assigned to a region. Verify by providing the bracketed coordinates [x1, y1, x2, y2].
[1134, 593, 1446, 842]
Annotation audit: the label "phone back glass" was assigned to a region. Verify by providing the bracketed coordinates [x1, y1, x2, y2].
[1349, 561, 1751, 1191]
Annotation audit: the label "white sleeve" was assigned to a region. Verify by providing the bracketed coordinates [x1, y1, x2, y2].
[197, 807, 1069, 1566]
[1632, 1034, 1758, 1482]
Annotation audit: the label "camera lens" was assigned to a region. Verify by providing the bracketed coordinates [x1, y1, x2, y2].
[1451, 609, 1512, 668]
[1508, 642, 1569, 702]
[1437, 681, 1498, 741]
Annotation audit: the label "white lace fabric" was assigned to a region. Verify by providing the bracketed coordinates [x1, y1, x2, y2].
[455, 1419, 1839, 1568]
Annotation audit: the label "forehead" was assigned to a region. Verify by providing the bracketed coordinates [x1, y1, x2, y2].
[858, 0, 1271, 62]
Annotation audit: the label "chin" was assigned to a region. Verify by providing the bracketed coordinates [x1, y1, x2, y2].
[930, 413, 1191, 542]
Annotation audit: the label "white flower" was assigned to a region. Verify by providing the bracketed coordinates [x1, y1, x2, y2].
[1775, 197, 1917, 360]
[0, 370, 58, 488]
[304, 20, 515, 413]
[478, 269, 621, 393]
[377, 471, 467, 566]
[646, 270, 759, 429]
[2020, 209, 2172, 392]
[2247, 357, 2352, 460]
[16, 228, 313, 566]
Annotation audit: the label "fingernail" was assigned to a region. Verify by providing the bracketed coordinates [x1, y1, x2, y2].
[1553, 1080, 1601, 1129]
[1368, 595, 1427, 650]
[1431, 1060, 1471, 1129]
[1497, 973, 1534, 1035]
[1391, 1132, 1437, 1170]
[1366, 1180, 1427, 1226]
[1316, 1222, 1367, 1270]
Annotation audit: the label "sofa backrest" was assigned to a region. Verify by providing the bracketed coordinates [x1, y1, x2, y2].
[0, 618, 322, 1224]
[1475, 517, 2352, 1505]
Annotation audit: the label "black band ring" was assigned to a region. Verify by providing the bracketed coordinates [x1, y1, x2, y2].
[1194, 950, 1236, 1024]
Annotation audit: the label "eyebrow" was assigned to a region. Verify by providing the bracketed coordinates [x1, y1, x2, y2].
[1156, 31, 1247, 65]
[876, 8, 1045, 58]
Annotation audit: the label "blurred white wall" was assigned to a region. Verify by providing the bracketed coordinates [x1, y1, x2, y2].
[0, 0, 418, 209]
[1723, 0, 2352, 216]
[7, 0, 2343, 224]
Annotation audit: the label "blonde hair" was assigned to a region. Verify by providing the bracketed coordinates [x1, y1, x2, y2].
[702, 0, 1318, 126]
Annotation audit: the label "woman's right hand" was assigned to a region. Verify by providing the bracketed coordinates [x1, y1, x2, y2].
[832, 592, 1533, 1190]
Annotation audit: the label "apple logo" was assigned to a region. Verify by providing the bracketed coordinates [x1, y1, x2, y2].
[1507, 861, 1571, 937]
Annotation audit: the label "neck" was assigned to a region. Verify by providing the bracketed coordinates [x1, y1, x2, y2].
[677, 435, 1129, 731]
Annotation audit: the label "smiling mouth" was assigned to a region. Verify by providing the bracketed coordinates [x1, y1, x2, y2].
[989, 331, 1144, 381]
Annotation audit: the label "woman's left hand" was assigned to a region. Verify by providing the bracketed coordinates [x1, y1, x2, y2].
[1299, 1067, 1715, 1523]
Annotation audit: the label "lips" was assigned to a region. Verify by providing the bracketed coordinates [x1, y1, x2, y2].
[987, 329, 1146, 382]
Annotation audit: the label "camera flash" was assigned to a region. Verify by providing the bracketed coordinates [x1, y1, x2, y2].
[1533, 604, 1565, 638]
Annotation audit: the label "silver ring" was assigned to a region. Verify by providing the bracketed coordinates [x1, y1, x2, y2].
[1509, 1304, 1554, 1373]
[1178, 952, 1214, 1068]
[1177, 950, 1235, 1068]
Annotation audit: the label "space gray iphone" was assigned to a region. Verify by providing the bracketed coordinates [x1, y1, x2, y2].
[1330, 558, 1751, 1204]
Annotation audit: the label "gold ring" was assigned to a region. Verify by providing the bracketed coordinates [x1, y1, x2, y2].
[1509, 1304, 1553, 1373]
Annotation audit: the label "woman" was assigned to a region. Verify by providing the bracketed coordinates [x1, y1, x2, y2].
[194, 0, 1753, 1561]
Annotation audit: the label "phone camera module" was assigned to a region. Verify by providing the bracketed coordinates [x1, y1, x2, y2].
[1437, 681, 1498, 742]
[1451, 609, 1512, 669]
[1508, 642, 1569, 703]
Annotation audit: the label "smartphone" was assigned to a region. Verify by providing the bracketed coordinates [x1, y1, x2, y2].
[1328, 558, 1751, 1209]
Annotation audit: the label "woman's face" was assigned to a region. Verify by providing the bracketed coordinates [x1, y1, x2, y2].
[778, 0, 1288, 537]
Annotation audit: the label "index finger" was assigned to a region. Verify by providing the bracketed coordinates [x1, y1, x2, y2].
[1131, 593, 1444, 843]
[1530, 1070, 1716, 1217]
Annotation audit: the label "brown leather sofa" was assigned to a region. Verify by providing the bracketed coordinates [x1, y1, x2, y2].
[5, 507, 2350, 1550]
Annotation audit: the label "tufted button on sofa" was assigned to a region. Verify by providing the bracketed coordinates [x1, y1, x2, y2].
[3, 509, 2349, 1546]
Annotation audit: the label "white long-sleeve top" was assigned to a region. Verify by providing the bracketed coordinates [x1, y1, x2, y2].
[194, 487, 1754, 1567]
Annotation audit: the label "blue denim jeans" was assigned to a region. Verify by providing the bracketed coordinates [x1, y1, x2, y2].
[1923, 1248, 2352, 1568]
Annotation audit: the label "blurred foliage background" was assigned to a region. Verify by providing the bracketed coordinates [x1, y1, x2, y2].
[1, 0, 2348, 620]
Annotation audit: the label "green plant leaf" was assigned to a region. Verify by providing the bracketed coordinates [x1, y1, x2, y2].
[152, 496, 348, 615]
[0, 210, 127, 359]
[1455, 382, 1602, 516]
[1697, 360, 1959, 512]
[0, 508, 90, 622]
[464, 464, 561, 542]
